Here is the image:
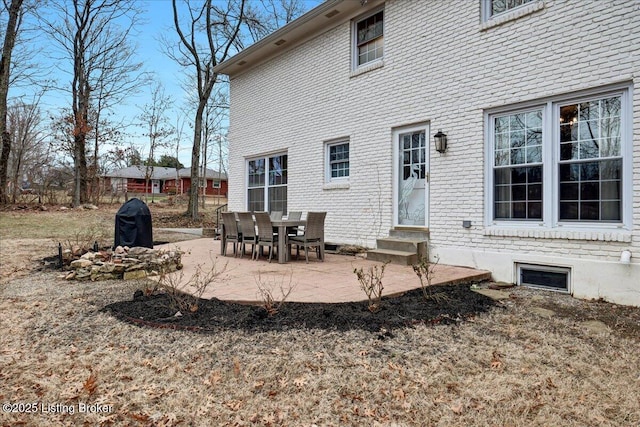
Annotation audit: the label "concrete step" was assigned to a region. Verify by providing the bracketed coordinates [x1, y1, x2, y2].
[366, 248, 418, 266]
[388, 228, 430, 240]
[376, 238, 427, 258]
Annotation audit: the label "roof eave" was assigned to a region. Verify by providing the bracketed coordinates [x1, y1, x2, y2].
[214, 0, 383, 77]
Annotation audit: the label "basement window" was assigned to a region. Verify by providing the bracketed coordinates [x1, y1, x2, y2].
[517, 263, 570, 292]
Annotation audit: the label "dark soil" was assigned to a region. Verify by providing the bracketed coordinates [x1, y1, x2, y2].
[102, 283, 498, 335]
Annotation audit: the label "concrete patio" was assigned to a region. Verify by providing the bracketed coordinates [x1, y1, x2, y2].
[156, 237, 492, 303]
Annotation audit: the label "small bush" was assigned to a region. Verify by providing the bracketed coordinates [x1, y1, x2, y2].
[159, 255, 228, 314]
[412, 255, 448, 303]
[354, 262, 389, 313]
[255, 272, 296, 316]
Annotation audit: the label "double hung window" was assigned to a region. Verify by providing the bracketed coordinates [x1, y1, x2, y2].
[326, 141, 349, 182]
[247, 153, 287, 214]
[488, 88, 628, 229]
[487, 0, 534, 17]
[481, 0, 542, 26]
[354, 9, 383, 68]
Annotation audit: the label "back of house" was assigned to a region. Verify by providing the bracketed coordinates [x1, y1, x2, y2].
[215, 0, 640, 306]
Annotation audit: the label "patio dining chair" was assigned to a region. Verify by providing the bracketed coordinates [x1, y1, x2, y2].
[254, 211, 278, 262]
[270, 210, 283, 221]
[236, 212, 257, 257]
[287, 211, 302, 220]
[289, 211, 326, 263]
[221, 212, 240, 257]
[286, 211, 303, 238]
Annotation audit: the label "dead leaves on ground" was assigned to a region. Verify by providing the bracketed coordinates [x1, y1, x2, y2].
[491, 350, 505, 370]
[82, 372, 98, 396]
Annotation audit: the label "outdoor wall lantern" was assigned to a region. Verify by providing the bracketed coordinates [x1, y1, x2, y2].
[434, 130, 448, 153]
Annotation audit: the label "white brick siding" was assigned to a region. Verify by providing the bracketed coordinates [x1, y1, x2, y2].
[226, 0, 640, 305]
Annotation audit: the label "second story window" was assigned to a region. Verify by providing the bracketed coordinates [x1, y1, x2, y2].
[355, 9, 383, 67]
[485, 0, 534, 19]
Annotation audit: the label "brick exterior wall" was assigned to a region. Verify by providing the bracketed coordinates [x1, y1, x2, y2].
[226, 1, 640, 304]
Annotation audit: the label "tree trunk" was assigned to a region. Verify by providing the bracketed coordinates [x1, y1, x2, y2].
[186, 102, 205, 220]
[0, 0, 24, 205]
[10, 147, 23, 203]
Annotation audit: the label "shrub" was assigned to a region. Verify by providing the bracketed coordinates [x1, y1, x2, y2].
[254, 272, 296, 316]
[354, 262, 389, 312]
[158, 255, 228, 314]
[412, 254, 448, 303]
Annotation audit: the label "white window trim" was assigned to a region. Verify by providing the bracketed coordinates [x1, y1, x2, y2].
[484, 83, 633, 240]
[325, 139, 350, 184]
[480, 0, 544, 30]
[351, 6, 384, 73]
[245, 151, 287, 211]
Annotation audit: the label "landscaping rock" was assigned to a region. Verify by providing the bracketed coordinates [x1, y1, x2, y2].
[128, 247, 155, 256]
[488, 281, 516, 290]
[124, 270, 148, 280]
[70, 259, 93, 268]
[530, 307, 556, 318]
[80, 252, 96, 260]
[581, 320, 610, 334]
[471, 288, 511, 301]
[65, 246, 182, 282]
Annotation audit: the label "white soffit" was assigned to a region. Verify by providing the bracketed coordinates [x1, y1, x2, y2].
[214, 0, 384, 77]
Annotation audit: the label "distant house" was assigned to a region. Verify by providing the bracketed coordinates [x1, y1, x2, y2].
[104, 166, 227, 196]
[214, 1, 640, 306]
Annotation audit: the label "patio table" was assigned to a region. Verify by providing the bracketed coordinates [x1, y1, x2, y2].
[220, 216, 308, 263]
[270, 218, 308, 263]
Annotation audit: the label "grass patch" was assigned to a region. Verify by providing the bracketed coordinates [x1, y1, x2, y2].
[0, 210, 115, 240]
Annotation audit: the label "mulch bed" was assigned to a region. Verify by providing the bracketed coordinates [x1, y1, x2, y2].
[102, 283, 498, 335]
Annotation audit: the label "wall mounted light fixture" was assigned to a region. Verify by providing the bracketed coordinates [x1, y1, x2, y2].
[434, 130, 447, 153]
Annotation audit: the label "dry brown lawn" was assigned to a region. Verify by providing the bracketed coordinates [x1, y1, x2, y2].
[1, 207, 639, 426]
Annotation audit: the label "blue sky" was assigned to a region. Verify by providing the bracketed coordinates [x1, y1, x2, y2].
[10, 0, 323, 169]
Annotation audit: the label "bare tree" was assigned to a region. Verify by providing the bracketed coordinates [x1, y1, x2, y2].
[43, 0, 143, 206]
[138, 81, 174, 203]
[88, 31, 147, 203]
[202, 96, 227, 206]
[6, 98, 47, 201]
[0, 0, 25, 204]
[244, 0, 307, 43]
[172, 113, 187, 195]
[103, 143, 140, 171]
[167, 0, 246, 220]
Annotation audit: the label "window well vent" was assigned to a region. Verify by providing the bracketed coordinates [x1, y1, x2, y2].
[517, 264, 570, 292]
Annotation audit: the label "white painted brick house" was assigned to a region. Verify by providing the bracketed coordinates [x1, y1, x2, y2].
[215, 0, 640, 306]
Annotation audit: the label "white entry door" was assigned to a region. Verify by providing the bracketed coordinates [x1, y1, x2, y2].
[394, 125, 429, 227]
[152, 180, 160, 194]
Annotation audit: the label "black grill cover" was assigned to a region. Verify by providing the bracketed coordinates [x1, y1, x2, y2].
[114, 198, 153, 249]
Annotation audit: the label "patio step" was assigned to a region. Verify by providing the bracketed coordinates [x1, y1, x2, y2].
[376, 238, 427, 259]
[366, 248, 418, 266]
[388, 228, 430, 240]
[366, 229, 429, 266]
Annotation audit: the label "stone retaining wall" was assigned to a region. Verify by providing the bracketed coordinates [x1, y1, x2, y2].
[65, 246, 182, 281]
